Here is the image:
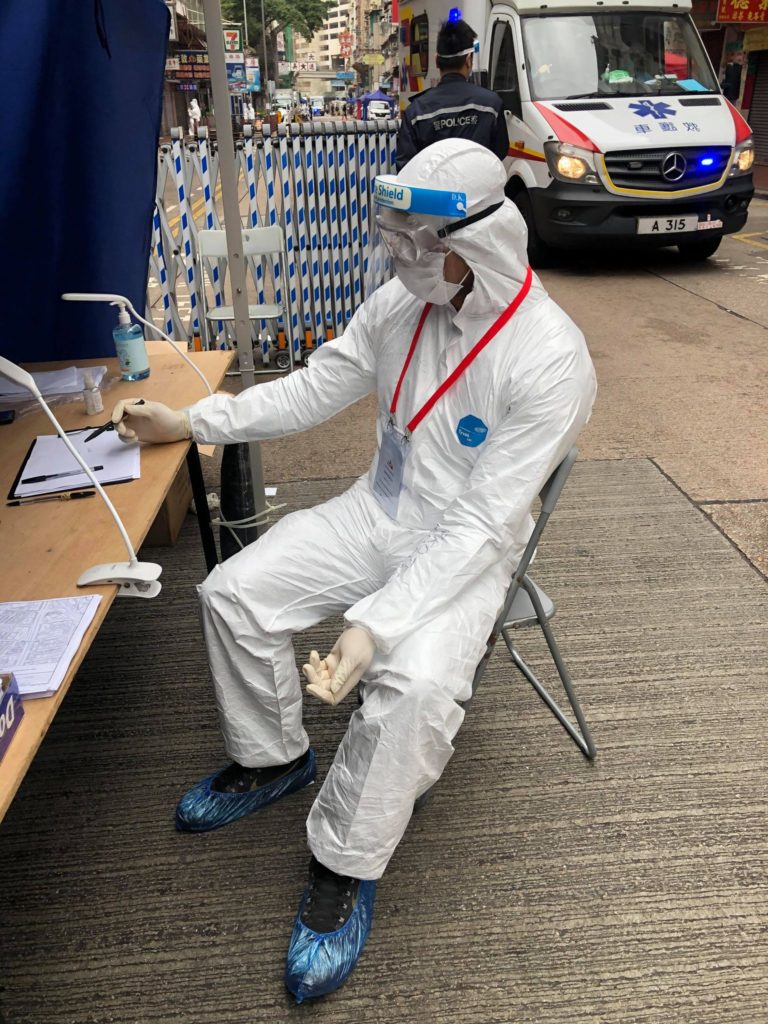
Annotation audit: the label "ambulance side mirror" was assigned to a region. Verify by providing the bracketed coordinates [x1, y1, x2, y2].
[497, 88, 522, 121]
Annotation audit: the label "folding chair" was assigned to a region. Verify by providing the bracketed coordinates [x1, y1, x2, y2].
[410, 446, 594, 812]
[197, 227, 294, 371]
[469, 445, 595, 759]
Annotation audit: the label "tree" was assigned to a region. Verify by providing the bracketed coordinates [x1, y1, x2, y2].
[222, 0, 329, 85]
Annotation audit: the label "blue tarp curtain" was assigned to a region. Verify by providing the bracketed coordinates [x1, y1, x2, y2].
[0, 0, 169, 362]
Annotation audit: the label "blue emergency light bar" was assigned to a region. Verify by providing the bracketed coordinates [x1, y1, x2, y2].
[448, 7, 462, 21]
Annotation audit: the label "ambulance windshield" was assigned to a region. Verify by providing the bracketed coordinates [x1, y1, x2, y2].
[521, 13, 718, 101]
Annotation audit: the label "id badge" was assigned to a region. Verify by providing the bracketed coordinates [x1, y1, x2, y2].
[372, 420, 409, 519]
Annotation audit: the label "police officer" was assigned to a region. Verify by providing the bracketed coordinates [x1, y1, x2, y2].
[396, 19, 509, 171]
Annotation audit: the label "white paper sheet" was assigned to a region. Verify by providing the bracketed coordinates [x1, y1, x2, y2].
[13, 430, 141, 498]
[0, 596, 102, 698]
[0, 366, 107, 398]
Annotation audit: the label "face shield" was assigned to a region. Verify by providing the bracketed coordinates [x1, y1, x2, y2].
[365, 177, 467, 303]
[368, 174, 507, 304]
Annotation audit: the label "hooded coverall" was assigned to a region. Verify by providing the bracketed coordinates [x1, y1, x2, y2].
[187, 140, 597, 881]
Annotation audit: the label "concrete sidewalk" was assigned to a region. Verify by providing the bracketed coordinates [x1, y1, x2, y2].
[0, 447, 766, 1023]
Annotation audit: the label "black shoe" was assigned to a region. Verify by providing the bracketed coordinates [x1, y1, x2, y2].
[285, 856, 377, 1002]
[175, 749, 316, 832]
[301, 856, 360, 932]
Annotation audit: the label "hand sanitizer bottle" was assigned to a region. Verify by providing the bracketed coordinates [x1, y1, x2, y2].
[112, 302, 150, 381]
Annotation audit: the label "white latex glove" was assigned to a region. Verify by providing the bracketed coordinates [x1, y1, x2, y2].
[111, 399, 191, 444]
[303, 627, 376, 706]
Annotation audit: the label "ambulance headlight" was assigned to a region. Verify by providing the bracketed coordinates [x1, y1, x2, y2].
[732, 139, 754, 174]
[544, 142, 599, 185]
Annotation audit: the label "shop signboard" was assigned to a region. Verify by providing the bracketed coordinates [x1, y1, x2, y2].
[716, 0, 768, 24]
[176, 50, 210, 81]
[245, 57, 261, 92]
[223, 28, 241, 51]
[226, 52, 247, 91]
[165, 1, 178, 42]
[744, 24, 768, 46]
[339, 30, 354, 57]
[277, 60, 317, 73]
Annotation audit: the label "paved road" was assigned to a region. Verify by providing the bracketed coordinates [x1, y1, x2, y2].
[541, 197, 768, 577]
[149, 166, 767, 576]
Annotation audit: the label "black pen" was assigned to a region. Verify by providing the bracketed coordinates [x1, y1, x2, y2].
[7, 490, 96, 508]
[85, 398, 145, 443]
[21, 466, 103, 485]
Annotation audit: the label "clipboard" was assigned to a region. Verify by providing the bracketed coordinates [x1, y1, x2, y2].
[7, 429, 141, 501]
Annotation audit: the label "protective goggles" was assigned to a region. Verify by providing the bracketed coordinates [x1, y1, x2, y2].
[375, 207, 447, 263]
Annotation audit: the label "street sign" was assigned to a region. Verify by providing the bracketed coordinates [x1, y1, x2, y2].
[223, 29, 241, 51]
[336, 71, 355, 80]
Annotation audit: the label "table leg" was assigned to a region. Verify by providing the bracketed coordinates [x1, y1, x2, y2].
[186, 443, 218, 573]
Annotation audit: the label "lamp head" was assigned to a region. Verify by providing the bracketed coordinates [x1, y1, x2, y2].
[62, 291, 131, 306]
[0, 355, 38, 394]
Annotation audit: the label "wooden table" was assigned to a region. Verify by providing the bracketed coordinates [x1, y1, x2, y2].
[0, 348, 233, 819]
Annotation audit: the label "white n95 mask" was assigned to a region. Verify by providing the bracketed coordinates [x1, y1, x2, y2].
[394, 250, 468, 305]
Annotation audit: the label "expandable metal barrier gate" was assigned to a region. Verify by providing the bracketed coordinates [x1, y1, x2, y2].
[148, 120, 398, 371]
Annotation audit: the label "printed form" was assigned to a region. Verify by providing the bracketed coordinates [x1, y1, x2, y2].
[0, 596, 102, 698]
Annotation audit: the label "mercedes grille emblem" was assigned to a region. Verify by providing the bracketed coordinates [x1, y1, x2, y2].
[661, 152, 687, 182]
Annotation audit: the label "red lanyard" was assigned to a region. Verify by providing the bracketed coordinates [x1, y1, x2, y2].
[390, 264, 533, 435]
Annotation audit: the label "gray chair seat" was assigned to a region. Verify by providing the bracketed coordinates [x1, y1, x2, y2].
[204, 303, 282, 320]
[504, 577, 554, 628]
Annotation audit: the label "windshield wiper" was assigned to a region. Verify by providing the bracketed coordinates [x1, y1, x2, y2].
[564, 92, 606, 99]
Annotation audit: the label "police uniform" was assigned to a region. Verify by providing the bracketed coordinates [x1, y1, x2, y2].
[396, 72, 509, 170]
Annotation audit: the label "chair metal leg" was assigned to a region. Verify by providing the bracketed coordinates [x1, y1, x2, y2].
[502, 578, 595, 759]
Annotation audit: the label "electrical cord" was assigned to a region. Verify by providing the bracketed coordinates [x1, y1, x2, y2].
[197, 491, 287, 550]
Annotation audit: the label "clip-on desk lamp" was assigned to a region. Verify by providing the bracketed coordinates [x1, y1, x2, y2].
[0, 354, 162, 598]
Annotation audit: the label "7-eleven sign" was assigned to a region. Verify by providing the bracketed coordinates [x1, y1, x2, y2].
[223, 29, 241, 52]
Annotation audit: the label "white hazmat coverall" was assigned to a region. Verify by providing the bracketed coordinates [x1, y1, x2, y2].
[188, 141, 597, 880]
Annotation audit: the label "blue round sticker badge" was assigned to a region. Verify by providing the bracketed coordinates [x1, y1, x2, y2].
[456, 414, 488, 447]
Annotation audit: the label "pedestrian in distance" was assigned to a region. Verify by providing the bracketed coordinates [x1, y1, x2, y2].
[396, 18, 509, 171]
[187, 96, 201, 138]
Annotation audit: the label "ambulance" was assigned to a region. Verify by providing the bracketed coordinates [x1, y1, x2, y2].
[397, 0, 755, 261]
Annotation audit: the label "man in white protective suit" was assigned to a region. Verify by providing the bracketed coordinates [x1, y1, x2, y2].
[110, 138, 597, 1003]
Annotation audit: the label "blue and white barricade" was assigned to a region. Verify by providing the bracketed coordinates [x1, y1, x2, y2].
[145, 119, 399, 367]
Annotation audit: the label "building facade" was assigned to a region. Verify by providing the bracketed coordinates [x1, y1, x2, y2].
[693, 0, 768, 167]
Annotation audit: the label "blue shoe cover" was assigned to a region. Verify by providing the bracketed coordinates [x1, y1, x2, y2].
[175, 748, 316, 832]
[284, 878, 376, 1003]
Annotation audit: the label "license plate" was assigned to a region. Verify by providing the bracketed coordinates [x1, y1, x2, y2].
[637, 216, 698, 235]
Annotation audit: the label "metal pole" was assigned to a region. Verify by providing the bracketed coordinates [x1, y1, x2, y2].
[242, 0, 249, 48]
[260, 0, 270, 96]
[202, 0, 267, 515]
